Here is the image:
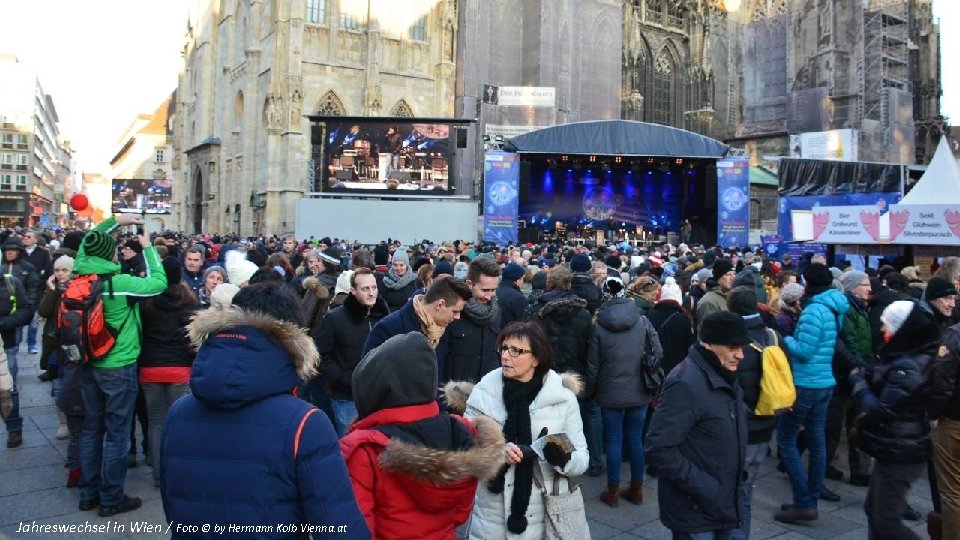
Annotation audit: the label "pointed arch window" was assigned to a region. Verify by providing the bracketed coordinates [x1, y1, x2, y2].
[652, 50, 674, 126]
[306, 0, 326, 25]
[390, 100, 413, 117]
[316, 91, 346, 116]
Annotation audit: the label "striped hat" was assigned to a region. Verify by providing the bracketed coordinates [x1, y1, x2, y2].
[82, 230, 116, 261]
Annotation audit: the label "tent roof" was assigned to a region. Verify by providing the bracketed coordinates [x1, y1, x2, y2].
[750, 166, 779, 187]
[503, 120, 729, 158]
[900, 137, 960, 204]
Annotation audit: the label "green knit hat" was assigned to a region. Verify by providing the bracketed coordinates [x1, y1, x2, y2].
[82, 230, 117, 260]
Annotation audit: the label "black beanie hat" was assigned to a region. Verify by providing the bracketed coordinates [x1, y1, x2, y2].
[432, 259, 454, 278]
[123, 239, 143, 254]
[82, 230, 116, 261]
[232, 281, 304, 326]
[62, 231, 83, 253]
[925, 276, 958, 302]
[712, 259, 734, 281]
[162, 256, 182, 285]
[699, 311, 750, 346]
[352, 332, 438, 420]
[803, 263, 834, 290]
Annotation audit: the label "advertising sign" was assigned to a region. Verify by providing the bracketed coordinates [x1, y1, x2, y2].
[796, 129, 859, 161]
[716, 158, 750, 248]
[483, 151, 520, 245]
[497, 87, 556, 107]
[778, 192, 902, 242]
[801, 203, 960, 245]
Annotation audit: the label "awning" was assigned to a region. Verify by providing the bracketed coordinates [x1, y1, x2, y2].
[750, 166, 779, 187]
[503, 120, 729, 158]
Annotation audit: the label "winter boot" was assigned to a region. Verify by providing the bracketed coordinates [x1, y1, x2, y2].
[621, 481, 644, 505]
[927, 511, 942, 540]
[56, 410, 69, 440]
[600, 482, 620, 507]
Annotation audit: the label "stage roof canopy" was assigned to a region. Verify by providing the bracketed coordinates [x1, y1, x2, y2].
[503, 120, 729, 158]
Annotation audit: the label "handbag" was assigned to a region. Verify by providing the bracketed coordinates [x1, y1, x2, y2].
[641, 315, 668, 392]
[531, 464, 590, 540]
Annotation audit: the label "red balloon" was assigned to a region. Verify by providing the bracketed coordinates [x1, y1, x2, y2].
[70, 194, 89, 211]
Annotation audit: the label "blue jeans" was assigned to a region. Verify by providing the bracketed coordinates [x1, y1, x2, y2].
[777, 386, 834, 509]
[4, 346, 21, 432]
[601, 405, 648, 484]
[731, 442, 769, 540]
[79, 363, 138, 506]
[25, 314, 38, 351]
[330, 399, 357, 438]
[580, 398, 603, 468]
[673, 531, 734, 540]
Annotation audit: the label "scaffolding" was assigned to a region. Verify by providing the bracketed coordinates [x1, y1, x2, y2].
[861, 0, 909, 125]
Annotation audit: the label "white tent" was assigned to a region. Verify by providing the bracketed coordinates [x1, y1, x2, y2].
[900, 136, 960, 205]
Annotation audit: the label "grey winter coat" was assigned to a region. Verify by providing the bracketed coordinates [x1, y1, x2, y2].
[586, 297, 663, 408]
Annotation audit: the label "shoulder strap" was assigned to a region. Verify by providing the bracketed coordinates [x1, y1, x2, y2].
[293, 407, 319, 460]
[656, 311, 679, 334]
[766, 327, 778, 348]
[4, 275, 15, 315]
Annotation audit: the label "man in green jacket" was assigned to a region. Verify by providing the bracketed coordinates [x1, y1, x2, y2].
[695, 258, 735, 334]
[77, 215, 167, 518]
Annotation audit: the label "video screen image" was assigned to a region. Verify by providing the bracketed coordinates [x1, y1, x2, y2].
[111, 178, 172, 214]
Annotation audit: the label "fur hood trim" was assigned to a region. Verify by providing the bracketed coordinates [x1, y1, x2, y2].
[442, 380, 475, 415]
[302, 276, 330, 299]
[188, 307, 320, 380]
[379, 415, 505, 485]
[538, 294, 588, 318]
[443, 371, 582, 415]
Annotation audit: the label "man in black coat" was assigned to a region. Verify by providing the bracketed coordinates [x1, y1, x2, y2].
[315, 268, 389, 436]
[443, 257, 501, 384]
[21, 230, 49, 355]
[496, 262, 526, 329]
[569, 254, 602, 315]
[646, 311, 749, 536]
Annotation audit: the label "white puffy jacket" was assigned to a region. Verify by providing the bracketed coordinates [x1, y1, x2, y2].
[464, 369, 588, 540]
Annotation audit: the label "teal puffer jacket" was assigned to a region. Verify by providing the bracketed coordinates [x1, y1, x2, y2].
[785, 288, 850, 389]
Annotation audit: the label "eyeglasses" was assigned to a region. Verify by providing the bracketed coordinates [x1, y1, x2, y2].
[497, 345, 532, 357]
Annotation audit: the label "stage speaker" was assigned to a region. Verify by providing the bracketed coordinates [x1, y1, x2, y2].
[456, 127, 468, 148]
[311, 127, 322, 145]
[389, 171, 412, 183]
[518, 228, 542, 244]
[336, 170, 355, 181]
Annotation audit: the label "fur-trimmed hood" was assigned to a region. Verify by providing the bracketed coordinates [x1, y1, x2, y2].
[442, 371, 583, 415]
[536, 291, 588, 320]
[378, 415, 505, 485]
[301, 276, 331, 299]
[187, 307, 320, 409]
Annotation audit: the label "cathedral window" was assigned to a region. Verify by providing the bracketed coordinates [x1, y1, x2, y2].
[340, 10, 361, 31]
[652, 51, 674, 125]
[316, 91, 346, 116]
[391, 100, 414, 117]
[306, 0, 326, 25]
[409, 15, 427, 41]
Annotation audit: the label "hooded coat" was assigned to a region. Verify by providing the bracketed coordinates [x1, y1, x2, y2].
[73, 217, 167, 368]
[1, 236, 42, 310]
[160, 308, 368, 540]
[451, 369, 589, 540]
[532, 291, 592, 381]
[300, 276, 332, 341]
[340, 335, 505, 540]
[586, 297, 663, 407]
[851, 303, 939, 463]
[785, 288, 850, 389]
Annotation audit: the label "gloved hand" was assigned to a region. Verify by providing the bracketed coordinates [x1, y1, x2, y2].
[848, 367, 867, 396]
[543, 440, 571, 468]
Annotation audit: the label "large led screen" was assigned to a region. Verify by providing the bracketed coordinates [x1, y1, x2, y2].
[319, 120, 454, 194]
[111, 178, 172, 214]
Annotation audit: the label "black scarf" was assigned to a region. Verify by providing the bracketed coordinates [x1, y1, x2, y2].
[696, 344, 738, 386]
[488, 375, 543, 534]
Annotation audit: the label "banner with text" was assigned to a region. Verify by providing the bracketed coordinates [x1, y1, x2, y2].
[483, 151, 520, 245]
[716, 158, 750, 248]
[796, 203, 960, 245]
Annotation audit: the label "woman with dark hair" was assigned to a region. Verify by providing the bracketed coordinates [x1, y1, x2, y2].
[457, 321, 589, 538]
[265, 252, 295, 286]
[138, 257, 199, 488]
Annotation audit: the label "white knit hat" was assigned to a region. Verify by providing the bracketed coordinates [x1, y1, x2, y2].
[880, 300, 914, 336]
[209, 282, 240, 310]
[659, 276, 683, 304]
[225, 249, 259, 286]
[335, 270, 355, 296]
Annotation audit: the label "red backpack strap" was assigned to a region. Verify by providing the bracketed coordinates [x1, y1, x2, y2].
[293, 407, 319, 460]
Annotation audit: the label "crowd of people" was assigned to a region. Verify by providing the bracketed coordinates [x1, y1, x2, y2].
[2, 216, 960, 539]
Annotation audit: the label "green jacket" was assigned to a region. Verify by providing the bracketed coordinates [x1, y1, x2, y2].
[73, 217, 167, 368]
[841, 294, 873, 359]
[695, 286, 728, 334]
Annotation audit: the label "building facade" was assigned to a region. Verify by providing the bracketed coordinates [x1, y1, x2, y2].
[109, 94, 177, 232]
[173, 0, 457, 235]
[0, 55, 72, 227]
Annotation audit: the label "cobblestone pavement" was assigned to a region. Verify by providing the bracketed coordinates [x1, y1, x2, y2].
[0, 344, 932, 539]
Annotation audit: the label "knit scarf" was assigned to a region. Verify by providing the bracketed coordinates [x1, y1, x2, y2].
[462, 297, 500, 327]
[412, 295, 445, 348]
[382, 267, 417, 290]
[488, 375, 544, 534]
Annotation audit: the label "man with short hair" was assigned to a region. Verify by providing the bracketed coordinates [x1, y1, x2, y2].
[362, 276, 472, 383]
[315, 268, 389, 436]
[646, 311, 749, 537]
[281, 235, 303, 271]
[21, 230, 49, 354]
[181, 247, 206, 299]
[444, 258, 501, 384]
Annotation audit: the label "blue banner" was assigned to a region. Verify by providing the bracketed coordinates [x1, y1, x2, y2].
[761, 234, 827, 263]
[483, 151, 520, 245]
[777, 192, 902, 241]
[716, 158, 750, 248]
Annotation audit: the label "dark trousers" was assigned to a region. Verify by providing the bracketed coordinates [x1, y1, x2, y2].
[825, 390, 871, 477]
[864, 461, 925, 540]
[129, 383, 148, 457]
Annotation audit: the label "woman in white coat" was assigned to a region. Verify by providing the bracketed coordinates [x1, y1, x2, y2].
[459, 321, 589, 539]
